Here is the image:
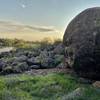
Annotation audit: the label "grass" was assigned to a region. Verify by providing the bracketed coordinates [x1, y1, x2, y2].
[0, 73, 99, 100]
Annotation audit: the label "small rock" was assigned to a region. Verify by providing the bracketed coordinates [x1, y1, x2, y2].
[78, 78, 92, 84]
[62, 88, 85, 100]
[46, 45, 54, 51]
[41, 57, 54, 68]
[15, 55, 27, 62]
[34, 56, 41, 64]
[56, 63, 64, 68]
[27, 57, 35, 65]
[2, 66, 13, 74]
[53, 43, 64, 54]
[12, 62, 29, 73]
[0, 60, 6, 71]
[48, 51, 54, 58]
[30, 65, 40, 69]
[93, 81, 100, 88]
[27, 56, 41, 66]
[54, 54, 64, 66]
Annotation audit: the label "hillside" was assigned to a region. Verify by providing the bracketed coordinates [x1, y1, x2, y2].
[0, 38, 99, 100]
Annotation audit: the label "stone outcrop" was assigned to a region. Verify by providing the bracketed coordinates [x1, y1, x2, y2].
[63, 7, 100, 80]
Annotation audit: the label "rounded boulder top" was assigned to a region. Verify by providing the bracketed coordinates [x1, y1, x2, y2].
[63, 7, 100, 45]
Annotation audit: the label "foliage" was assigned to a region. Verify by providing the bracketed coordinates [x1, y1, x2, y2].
[0, 73, 99, 100]
[53, 38, 62, 46]
[0, 38, 40, 48]
[0, 38, 62, 49]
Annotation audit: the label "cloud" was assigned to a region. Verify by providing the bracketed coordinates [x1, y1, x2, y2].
[0, 21, 59, 33]
[26, 25, 58, 32]
[21, 4, 26, 8]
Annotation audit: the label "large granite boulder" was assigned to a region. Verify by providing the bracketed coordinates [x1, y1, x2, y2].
[63, 7, 100, 80]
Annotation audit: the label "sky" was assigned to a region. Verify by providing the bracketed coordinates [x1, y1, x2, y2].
[0, 0, 100, 41]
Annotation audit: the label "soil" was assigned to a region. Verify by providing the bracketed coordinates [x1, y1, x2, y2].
[24, 66, 73, 76]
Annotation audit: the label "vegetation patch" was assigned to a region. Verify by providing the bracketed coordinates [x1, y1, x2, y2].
[0, 73, 99, 100]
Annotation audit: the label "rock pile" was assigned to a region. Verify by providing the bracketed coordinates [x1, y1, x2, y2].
[0, 43, 64, 74]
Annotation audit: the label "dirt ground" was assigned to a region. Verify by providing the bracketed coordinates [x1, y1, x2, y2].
[24, 66, 73, 76]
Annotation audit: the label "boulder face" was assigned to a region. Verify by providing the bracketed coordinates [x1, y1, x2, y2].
[63, 7, 100, 80]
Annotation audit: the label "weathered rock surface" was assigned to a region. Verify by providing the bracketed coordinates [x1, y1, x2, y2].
[12, 62, 29, 73]
[78, 78, 93, 84]
[53, 43, 64, 54]
[62, 88, 84, 100]
[0, 41, 64, 74]
[54, 54, 64, 66]
[0, 60, 6, 71]
[30, 65, 40, 69]
[63, 7, 100, 80]
[93, 81, 100, 88]
[14, 55, 27, 62]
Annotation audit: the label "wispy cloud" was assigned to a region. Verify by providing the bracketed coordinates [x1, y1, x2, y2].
[26, 25, 58, 32]
[21, 4, 26, 8]
[0, 21, 59, 33]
